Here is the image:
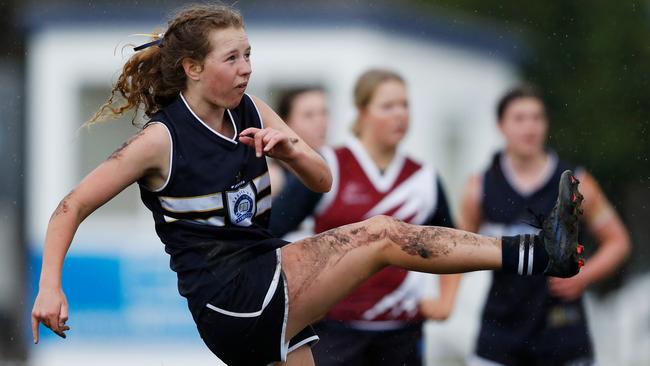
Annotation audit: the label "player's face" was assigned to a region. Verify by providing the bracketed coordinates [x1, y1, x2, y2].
[360, 80, 409, 149]
[286, 91, 329, 150]
[499, 97, 548, 158]
[197, 27, 252, 109]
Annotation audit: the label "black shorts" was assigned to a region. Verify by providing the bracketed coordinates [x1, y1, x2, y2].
[196, 248, 319, 365]
[312, 319, 423, 366]
[475, 312, 594, 366]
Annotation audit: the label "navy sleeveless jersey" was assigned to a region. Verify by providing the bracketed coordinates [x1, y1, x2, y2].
[138, 93, 279, 318]
[478, 151, 586, 336]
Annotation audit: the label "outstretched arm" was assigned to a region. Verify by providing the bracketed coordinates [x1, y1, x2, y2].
[549, 171, 631, 300]
[240, 96, 332, 193]
[31, 123, 170, 343]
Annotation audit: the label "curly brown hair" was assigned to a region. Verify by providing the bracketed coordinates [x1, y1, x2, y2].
[88, 3, 244, 126]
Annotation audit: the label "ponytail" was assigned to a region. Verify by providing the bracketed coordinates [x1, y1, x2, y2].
[87, 3, 244, 127]
[88, 36, 166, 126]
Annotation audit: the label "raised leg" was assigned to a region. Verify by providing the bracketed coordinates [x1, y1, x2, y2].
[280, 215, 501, 341]
[280, 170, 584, 353]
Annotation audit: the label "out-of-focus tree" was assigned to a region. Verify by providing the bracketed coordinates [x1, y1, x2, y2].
[420, 0, 650, 274]
[422, 1, 649, 191]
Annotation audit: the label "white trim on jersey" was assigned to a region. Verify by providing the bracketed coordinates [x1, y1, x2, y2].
[159, 192, 224, 213]
[345, 137, 406, 193]
[253, 171, 272, 193]
[187, 216, 226, 227]
[314, 146, 339, 215]
[163, 215, 178, 223]
[164, 215, 226, 227]
[144, 122, 174, 192]
[245, 93, 265, 129]
[179, 92, 238, 144]
[256, 195, 272, 217]
[500, 151, 558, 197]
[363, 165, 437, 224]
[205, 249, 282, 318]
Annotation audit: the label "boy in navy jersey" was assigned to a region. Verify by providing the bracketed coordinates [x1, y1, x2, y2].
[32, 5, 586, 366]
[460, 85, 630, 366]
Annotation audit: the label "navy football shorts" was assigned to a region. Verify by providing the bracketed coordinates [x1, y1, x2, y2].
[196, 247, 319, 365]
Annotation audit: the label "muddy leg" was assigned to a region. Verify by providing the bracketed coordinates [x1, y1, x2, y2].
[280, 215, 500, 340]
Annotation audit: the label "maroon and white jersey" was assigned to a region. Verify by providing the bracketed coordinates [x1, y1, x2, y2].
[314, 138, 439, 329]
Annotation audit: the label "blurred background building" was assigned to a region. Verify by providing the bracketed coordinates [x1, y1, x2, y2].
[1, 1, 648, 365]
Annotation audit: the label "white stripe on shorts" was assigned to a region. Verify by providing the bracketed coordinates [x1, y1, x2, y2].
[205, 249, 282, 317]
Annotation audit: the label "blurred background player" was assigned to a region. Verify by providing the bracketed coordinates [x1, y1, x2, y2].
[268, 87, 330, 196]
[268, 87, 330, 242]
[271, 69, 461, 365]
[460, 84, 631, 366]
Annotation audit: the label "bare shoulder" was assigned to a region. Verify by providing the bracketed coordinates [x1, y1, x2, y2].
[65, 122, 171, 214]
[107, 122, 170, 165]
[247, 94, 269, 114]
[247, 94, 302, 143]
[248, 94, 284, 127]
[248, 94, 267, 109]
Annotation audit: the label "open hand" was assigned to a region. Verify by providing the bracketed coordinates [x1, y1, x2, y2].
[31, 287, 70, 343]
[239, 127, 299, 161]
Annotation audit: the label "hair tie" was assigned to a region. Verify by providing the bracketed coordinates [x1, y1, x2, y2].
[134, 39, 162, 51]
[132, 33, 165, 51]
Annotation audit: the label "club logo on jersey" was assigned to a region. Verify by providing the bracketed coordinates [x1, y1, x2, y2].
[234, 195, 254, 222]
[226, 182, 256, 226]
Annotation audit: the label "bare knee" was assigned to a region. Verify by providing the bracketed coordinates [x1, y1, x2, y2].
[357, 215, 393, 239]
[364, 214, 400, 228]
[367, 215, 440, 260]
[360, 215, 404, 249]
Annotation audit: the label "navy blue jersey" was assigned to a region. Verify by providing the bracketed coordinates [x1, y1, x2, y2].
[478, 150, 587, 337]
[139, 93, 280, 318]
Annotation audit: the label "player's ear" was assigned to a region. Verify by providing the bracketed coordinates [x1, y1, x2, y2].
[182, 58, 203, 81]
